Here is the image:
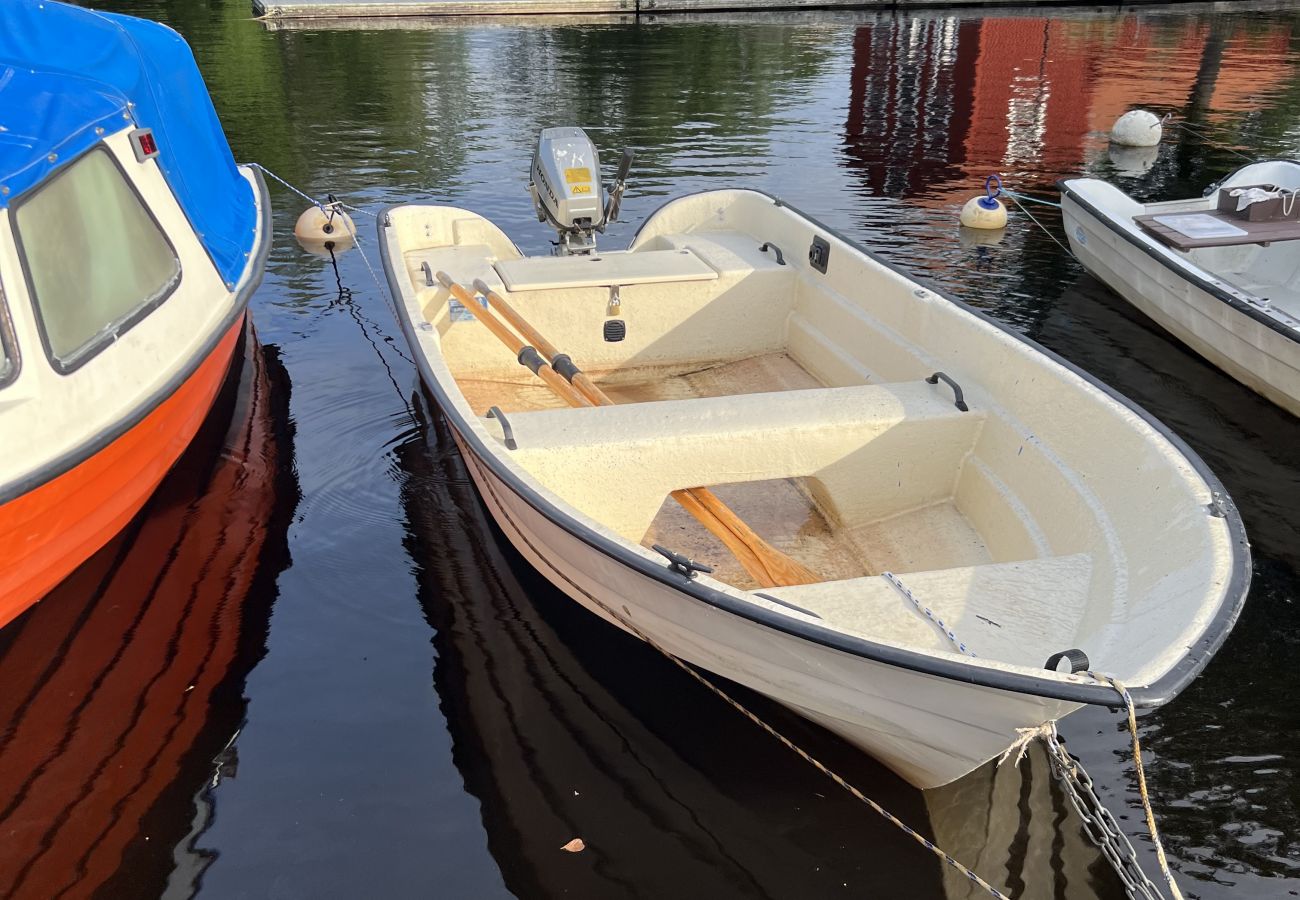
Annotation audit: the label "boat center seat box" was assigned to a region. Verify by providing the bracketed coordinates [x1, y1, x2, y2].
[487, 380, 985, 541]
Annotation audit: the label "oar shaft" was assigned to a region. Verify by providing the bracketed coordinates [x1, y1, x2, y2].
[474, 279, 612, 408]
[436, 271, 589, 409]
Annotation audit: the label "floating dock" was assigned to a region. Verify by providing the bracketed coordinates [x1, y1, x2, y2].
[253, 0, 1155, 20]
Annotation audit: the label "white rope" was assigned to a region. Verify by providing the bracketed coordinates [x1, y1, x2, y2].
[996, 721, 1056, 769]
[880, 571, 977, 656]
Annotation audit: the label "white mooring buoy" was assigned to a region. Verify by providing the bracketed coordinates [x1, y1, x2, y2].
[960, 174, 1007, 230]
[1111, 109, 1163, 148]
[294, 202, 356, 244]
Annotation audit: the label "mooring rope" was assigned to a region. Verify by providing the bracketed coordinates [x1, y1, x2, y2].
[248, 163, 378, 217]
[999, 187, 1062, 209]
[997, 184, 1077, 260]
[1163, 119, 1255, 162]
[464, 452, 1013, 898]
[1090, 672, 1186, 900]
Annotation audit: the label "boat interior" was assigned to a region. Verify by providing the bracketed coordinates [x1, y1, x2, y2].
[1131, 160, 1300, 317]
[385, 191, 1230, 684]
[1137, 196, 1300, 315]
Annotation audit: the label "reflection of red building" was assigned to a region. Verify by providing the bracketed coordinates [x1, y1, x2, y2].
[843, 13, 1297, 205]
[844, 18, 982, 196]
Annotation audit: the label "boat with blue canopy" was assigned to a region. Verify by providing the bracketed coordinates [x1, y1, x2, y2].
[0, 0, 271, 628]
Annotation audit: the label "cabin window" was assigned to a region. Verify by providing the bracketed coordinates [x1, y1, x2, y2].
[13, 147, 180, 372]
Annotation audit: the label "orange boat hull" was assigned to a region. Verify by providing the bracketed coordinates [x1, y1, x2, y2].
[0, 314, 246, 629]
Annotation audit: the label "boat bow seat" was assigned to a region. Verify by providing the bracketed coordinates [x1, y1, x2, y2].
[485, 380, 986, 541]
[753, 554, 1094, 670]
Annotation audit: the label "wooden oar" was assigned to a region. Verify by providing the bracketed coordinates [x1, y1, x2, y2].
[473, 278, 608, 408]
[468, 278, 820, 588]
[435, 272, 589, 409]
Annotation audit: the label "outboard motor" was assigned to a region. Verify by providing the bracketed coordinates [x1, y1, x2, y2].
[529, 127, 633, 256]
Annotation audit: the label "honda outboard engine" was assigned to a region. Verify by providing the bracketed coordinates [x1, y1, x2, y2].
[529, 127, 633, 256]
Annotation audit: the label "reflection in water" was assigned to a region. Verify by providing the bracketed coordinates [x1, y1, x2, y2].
[12, 0, 1300, 895]
[0, 328, 298, 900]
[398, 399, 1126, 899]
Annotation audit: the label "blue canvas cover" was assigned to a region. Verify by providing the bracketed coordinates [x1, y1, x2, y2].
[0, 0, 257, 286]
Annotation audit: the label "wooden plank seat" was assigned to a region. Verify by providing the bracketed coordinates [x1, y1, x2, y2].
[1135, 210, 1300, 251]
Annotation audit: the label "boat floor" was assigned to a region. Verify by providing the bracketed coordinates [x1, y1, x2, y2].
[458, 351, 823, 416]
[642, 479, 991, 591]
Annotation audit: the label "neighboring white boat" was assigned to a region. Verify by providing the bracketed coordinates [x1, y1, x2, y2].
[381, 129, 1249, 789]
[1060, 159, 1300, 416]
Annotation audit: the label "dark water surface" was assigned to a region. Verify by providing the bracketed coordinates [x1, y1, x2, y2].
[5, 2, 1300, 897]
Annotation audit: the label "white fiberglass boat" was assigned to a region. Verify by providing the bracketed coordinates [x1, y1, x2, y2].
[1061, 159, 1300, 416]
[382, 128, 1249, 789]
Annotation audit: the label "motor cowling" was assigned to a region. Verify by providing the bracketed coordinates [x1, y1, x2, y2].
[529, 127, 632, 255]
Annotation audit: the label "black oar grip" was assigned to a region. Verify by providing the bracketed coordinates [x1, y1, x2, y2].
[550, 353, 580, 382]
[517, 346, 546, 375]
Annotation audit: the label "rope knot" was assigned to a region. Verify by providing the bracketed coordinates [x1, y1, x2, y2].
[996, 721, 1057, 769]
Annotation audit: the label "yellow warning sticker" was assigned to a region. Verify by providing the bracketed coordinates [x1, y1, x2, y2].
[571, 184, 592, 195]
[564, 167, 592, 184]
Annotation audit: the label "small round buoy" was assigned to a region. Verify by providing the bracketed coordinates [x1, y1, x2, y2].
[1111, 110, 1162, 147]
[1108, 143, 1159, 176]
[294, 203, 356, 243]
[960, 174, 1007, 230]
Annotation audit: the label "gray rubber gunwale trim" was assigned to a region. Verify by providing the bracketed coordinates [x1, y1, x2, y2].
[1057, 159, 1300, 345]
[0, 166, 272, 506]
[380, 188, 1250, 711]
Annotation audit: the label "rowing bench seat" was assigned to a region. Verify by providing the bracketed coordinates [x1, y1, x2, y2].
[482, 380, 986, 541]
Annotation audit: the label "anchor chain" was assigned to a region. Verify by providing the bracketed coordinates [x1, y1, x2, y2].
[1043, 725, 1166, 900]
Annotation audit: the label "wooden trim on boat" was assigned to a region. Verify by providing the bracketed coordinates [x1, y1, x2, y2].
[0, 166, 272, 507]
[1057, 165, 1300, 346]
[379, 190, 1251, 711]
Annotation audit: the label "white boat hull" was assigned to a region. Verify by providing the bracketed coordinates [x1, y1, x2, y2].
[1061, 165, 1300, 417]
[451, 426, 1076, 789]
[382, 188, 1248, 791]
